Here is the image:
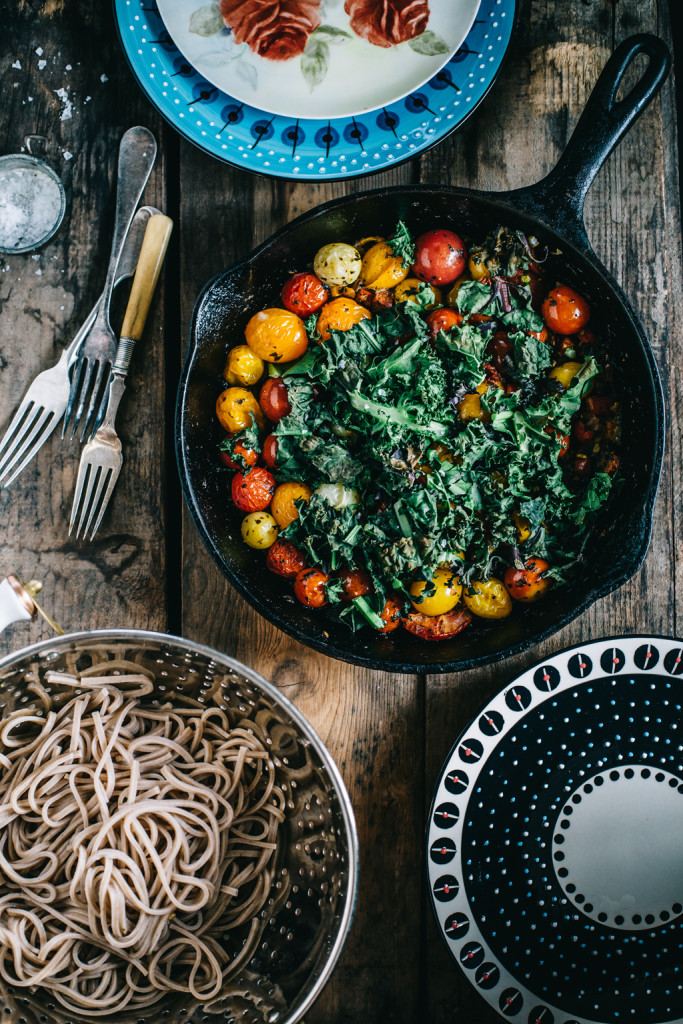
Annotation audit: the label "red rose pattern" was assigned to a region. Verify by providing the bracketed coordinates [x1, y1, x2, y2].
[344, 0, 430, 47]
[220, 0, 322, 61]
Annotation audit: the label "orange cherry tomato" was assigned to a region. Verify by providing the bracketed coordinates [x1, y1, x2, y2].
[378, 596, 402, 633]
[219, 435, 258, 471]
[245, 308, 308, 363]
[402, 606, 472, 641]
[259, 378, 292, 423]
[545, 427, 569, 458]
[424, 307, 463, 339]
[231, 467, 275, 513]
[266, 539, 307, 579]
[316, 297, 371, 342]
[412, 229, 467, 286]
[281, 272, 329, 316]
[262, 434, 278, 468]
[294, 568, 329, 608]
[542, 286, 590, 335]
[338, 568, 373, 600]
[271, 481, 312, 529]
[504, 558, 551, 602]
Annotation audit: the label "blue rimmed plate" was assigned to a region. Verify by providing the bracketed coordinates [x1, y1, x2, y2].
[427, 636, 683, 1024]
[114, 0, 514, 180]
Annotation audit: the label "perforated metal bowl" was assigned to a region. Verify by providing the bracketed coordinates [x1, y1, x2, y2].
[0, 629, 358, 1024]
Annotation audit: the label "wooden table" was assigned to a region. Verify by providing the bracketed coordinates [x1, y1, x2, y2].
[1, 1, 681, 1020]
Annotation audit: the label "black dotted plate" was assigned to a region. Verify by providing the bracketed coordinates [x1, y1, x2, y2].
[427, 638, 683, 1024]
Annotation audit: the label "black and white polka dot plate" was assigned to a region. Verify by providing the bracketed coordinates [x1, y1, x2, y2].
[427, 637, 683, 1024]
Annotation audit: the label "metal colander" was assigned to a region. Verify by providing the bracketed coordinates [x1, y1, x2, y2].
[0, 630, 358, 1024]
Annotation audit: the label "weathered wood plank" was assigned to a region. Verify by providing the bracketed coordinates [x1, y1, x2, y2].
[0, 1, 170, 653]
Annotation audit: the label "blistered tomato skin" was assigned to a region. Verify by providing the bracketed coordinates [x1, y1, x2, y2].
[412, 230, 467, 286]
[262, 434, 278, 468]
[259, 378, 292, 422]
[425, 307, 463, 339]
[294, 568, 329, 608]
[241, 512, 278, 549]
[504, 558, 551, 602]
[271, 482, 312, 528]
[216, 388, 265, 433]
[313, 243, 362, 288]
[219, 437, 258, 471]
[316, 297, 371, 342]
[378, 597, 402, 632]
[542, 286, 590, 335]
[245, 308, 308, 363]
[359, 241, 409, 290]
[402, 606, 472, 641]
[463, 578, 512, 619]
[281, 272, 329, 316]
[266, 539, 307, 578]
[410, 568, 462, 616]
[231, 467, 276, 513]
[548, 361, 583, 390]
[394, 277, 442, 309]
[224, 344, 265, 387]
[338, 568, 373, 600]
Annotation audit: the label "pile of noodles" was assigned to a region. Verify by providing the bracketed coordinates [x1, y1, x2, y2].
[0, 659, 287, 1016]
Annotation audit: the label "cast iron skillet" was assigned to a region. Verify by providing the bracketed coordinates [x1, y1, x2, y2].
[177, 35, 670, 675]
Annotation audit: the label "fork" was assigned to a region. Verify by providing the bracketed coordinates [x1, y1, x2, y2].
[63, 125, 157, 441]
[70, 213, 173, 540]
[0, 206, 160, 489]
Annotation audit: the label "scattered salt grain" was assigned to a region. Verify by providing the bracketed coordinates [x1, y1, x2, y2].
[35, 47, 43, 56]
[53, 87, 73, 121]
[65, 64, 72, 71]
[100, 73, 108, 83]
[63, 151, 73, 161]
[85, 95, 91, 102]
[37, 59, 47, 70]
[11, 60, 21, 69]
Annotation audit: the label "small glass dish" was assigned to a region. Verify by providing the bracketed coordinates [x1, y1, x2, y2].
[0, 152, 66, 255]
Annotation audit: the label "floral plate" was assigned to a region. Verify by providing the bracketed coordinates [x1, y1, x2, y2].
[114, 0, 514, 180]
[427, 636, 683, 1024]
[154, 0, 481, 120]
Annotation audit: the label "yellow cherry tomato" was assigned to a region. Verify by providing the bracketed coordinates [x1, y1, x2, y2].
[548, 360, 583, 390]
[241, 512, 278, 549]
[463, 578, 512, 619]
[394, 277, 442, 309]
[410, 568, 462, 616]
[468, 251, 489, 281]
[316, 297, 370, 342]
[271, 482, 312, 529]
[445, 273, 471, 308]
[513, 510, 532, 543]
[457, 392, 490, 422]
[216, 388, 265, 433]
[359, 241, 409, 290]
[313, 242, 362, 288]
[224, 344, 264, 387]
[245, 308, 308, 363]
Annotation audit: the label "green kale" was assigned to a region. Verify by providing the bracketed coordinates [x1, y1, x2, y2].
[387, 220, 415, 269]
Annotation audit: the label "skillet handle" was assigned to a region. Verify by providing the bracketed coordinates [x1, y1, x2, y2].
[506, 34, 670, 251]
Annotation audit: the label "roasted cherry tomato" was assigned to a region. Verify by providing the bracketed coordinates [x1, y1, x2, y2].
[424, 307, 463, 339]
[216, 388, 265, 433]
[271, 481, 312, 529]
[316, 297, 371, 342]
[266, 538, 307, 578]
[410, 567, 462, 616]
[262, 434, 278, 468]
[542, 286, 590, 335]
[394, 277, 441, 309]
[338, 568, 373, 600]
[513, 510, 531, 543]
[583, 395, 612, 417]
[241, 512, 278, 549]
[545, 426, 569, 457]
[224, 344, 264, 387]
[359, 240, 409, 290]
[412, 229, 466, 286]
[402, 606, 472, 641]
[294, 568, 329, 608]
[572, 419, 594, 444]
[463, 578, 512, 619]
[504, 558, 551, 602]
[259, 378, 292, 423]
[231, 467, 275, 513]
[219, 436, 258, 471]
[378, 596, 402, 632]
[313, 243, 362, 288]
[548, 360, 583, 390]
[281, 271, 329, 316]
[245, 308, 308, 363]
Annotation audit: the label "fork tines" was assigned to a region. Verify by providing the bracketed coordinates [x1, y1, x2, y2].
[63, 358, 112, 442]
[0, 401, 59, 487]
[69, 454, 117, 539]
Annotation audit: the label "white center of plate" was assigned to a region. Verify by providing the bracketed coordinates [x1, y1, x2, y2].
[552, 766, 683, 930]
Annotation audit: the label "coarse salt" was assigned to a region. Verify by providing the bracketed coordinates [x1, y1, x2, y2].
[0, 164, 64, 252]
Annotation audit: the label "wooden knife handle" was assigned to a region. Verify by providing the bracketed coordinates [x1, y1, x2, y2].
[120, 213, 173, 342]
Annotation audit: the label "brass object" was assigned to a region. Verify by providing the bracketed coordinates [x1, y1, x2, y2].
[4, 575, 64, 635]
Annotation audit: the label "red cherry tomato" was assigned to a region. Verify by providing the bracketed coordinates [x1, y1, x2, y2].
[424, 307, 463, 339]
[294, 568, 329, 608]
[583, 395, 612, 417]
[486, 330, 513, 370]
[545, 427, 569, 458]
[378, 596, 402, 633]
[282, 272, 329, 316]
[231, 467, 275, 513]
[572, 419, 594, 444]
[259, 378, 292, 423]
[262, 434, 278, 468]
[219, 436, 258, 471]
[504, 558, 551, 602]
[402, 606, 472, 641]
[266, 539, 307, 579]
[338, 568, 373, 600]
[542, 286, 590, 335]
[412, 229, 467, 286]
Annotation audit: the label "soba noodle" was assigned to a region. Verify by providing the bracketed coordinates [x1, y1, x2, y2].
[0, 659, 287, 1016]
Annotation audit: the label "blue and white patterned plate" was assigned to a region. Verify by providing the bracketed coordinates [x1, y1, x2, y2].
[114, 0, 514, 180]
[427, 637, 683, 1024]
